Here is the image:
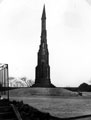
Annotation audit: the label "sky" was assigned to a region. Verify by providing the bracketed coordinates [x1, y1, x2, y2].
[0, 0, 91, 87]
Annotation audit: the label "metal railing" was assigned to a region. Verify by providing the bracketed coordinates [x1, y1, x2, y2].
[11, 104, 22, 120]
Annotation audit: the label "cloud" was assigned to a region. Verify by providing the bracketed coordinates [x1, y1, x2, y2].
[0, 0, 3, 4]
[86, 0, 91, 5]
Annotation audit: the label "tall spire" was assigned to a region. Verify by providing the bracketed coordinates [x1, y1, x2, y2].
[32, 5, 55, 87]
[42, 5, 46, 20]
[41, 5, 47, 44]
[41, 5, 46, 32]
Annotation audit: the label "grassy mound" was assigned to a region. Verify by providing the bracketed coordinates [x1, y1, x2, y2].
[9, 87, 78, 97]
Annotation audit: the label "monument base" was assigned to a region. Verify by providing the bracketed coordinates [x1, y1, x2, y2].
[32, 83, 56, 88]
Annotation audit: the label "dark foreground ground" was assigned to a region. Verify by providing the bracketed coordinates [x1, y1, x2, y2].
[7, 87, 91, 120]
[0, 98, 90, 120]
[10, 96, 91, 118]
[10, 98, 91, 120]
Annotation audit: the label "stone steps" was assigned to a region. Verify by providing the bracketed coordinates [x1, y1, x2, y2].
[0, 99, 20, 120]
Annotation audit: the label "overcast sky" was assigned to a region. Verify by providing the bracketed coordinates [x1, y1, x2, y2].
[0, 0, 91, 87]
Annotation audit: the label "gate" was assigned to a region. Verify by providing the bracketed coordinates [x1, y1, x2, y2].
[0, 64, 9, 100]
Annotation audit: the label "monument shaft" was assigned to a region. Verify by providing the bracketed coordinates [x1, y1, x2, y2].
[32, 5, 55, 87]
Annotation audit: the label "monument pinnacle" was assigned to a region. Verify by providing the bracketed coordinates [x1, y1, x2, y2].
[42, 5, 46, 20]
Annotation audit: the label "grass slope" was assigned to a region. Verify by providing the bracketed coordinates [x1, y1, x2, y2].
[9, 87, 78, 97]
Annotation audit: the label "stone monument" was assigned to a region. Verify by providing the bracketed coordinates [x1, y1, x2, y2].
[32, 5, 55, 87]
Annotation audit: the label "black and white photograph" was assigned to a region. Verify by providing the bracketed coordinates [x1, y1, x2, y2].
[0, 0, 91, 120]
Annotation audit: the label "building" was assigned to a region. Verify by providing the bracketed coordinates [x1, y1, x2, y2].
[32, 5, 55, 87]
